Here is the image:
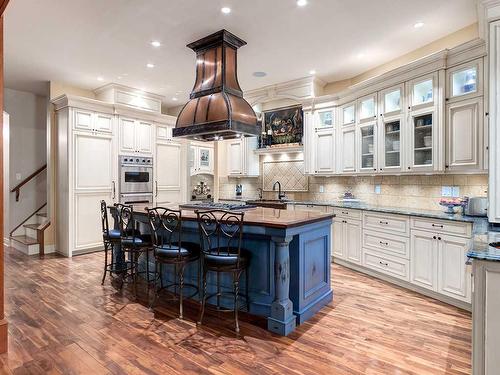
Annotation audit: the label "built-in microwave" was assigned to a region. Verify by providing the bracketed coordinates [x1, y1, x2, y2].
[119, 155, 153, 195]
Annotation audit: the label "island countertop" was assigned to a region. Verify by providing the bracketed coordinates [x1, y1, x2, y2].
[120, 204, 334, 229]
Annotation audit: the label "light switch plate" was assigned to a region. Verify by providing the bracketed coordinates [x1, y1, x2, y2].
[452, 186, 460, 197]
[374, 184, 381, 194]
[319, 185, 324, 193]
[441, 186, 452, 197]
[15, 173, 21, 181]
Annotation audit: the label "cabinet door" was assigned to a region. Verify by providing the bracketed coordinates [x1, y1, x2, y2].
[136, 121, 153, 154]
[332, 219, 344, 260]
[119, 118, 136, 153]
[341, 102, 356, 126]
[344, 219, 361, 264]
[358, 122, 377, 172]
[408, 108, 437, 172]
[315, 109, 335, 129]
[156, 142, 181, 191]
[407, 73, 438, 111]
[380, 84, 404, 117]
[446, 59, 483, 102]
[94, 113, 113, 133]
[438, 234, 470, 302]
[358, 94, 377, 124]
[157, 125, 173, 141]
[197, 146, 213, 174]
[410, 230, 437, 291]
[339, 125, 356, 173]
[315, 130, 335, 174]
[379, 116, 403, 172]
[74, 132, 113, 191]
[446, 97, 483, 171]
[74, 109, 94, 131]
[228, 140, 243, 175]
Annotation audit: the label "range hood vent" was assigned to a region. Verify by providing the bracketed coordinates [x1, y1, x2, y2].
[173, 30, 259, 141]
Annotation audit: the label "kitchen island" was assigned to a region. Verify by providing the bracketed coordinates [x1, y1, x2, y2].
[111, 206, 334, 336]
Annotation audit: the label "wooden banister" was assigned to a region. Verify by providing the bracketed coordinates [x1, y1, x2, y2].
[10, 164, 47, 201]
[9, 202, 47, 237]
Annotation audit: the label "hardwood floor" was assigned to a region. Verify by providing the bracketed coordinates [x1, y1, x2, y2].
[0, 247, 471, 374]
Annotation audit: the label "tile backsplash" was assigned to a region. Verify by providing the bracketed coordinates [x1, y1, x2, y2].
[219, 174, 488, 211]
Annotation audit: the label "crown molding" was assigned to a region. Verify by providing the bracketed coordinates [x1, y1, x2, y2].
[477, 0, 500, 39]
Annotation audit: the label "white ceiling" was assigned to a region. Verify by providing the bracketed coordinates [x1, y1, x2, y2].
[5, 0, 477, 107]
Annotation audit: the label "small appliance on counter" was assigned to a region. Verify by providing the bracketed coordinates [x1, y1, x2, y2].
[235, 184, 243, 197]
[191, 181, 212, 201]
[463, 196, 488, 217]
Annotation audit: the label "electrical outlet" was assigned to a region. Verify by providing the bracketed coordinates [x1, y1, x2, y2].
[15, 173, 22, 181]
[319, 185, 324, 193]
[374, 184, 381, 194]
[441, 186, 452, 197]
[452, 186, 460, 198]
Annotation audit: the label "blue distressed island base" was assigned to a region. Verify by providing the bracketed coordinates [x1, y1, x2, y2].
[111, 206, 334, 336]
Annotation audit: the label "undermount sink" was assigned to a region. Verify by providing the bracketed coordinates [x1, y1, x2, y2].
[246, 199, 289, 209]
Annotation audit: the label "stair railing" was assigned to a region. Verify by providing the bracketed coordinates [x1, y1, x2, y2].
[10, 164, 47, 202]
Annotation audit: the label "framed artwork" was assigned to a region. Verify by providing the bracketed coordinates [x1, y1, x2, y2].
[199, 149, 210, 167]
[264, 105, 303, 145]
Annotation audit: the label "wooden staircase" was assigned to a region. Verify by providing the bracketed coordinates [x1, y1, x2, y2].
[10, 211, 51, 256]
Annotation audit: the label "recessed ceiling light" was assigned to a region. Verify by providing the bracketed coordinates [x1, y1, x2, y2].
[151, 40, 161, 47]
[172, 97, 178, 101]
[414, 21, 424, 29]
[253, 71, 267, 77]
[297, 0, 308, 7]
[221, 7, 231, 14]
[97, 76, 104, 81]
[309, 69, 316, 75]
[146, 63, 155, 68]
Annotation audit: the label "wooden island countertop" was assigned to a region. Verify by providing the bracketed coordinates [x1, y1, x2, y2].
[127, 204, 335, 229]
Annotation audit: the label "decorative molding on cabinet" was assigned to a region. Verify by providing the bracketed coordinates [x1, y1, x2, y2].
[254, 146, 304, 155]
[94, 83, 164, 113]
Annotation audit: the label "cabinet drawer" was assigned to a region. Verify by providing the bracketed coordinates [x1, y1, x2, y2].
[332, 208, 361, 220]
[294, 204, 327, 213]
[362, 250, 410, 281]
[363, 211, 410, 236]
[410, 217, 472, 238]
[362, 229, 410, 259]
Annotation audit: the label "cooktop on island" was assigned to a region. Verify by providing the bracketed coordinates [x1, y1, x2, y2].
[179, 202, 257, 211]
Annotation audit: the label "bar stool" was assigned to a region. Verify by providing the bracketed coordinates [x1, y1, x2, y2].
[196, 209, 250, 333]
[117, 204, 153, 299]
[100, 200, 122, 285]
[147, 207, 200, 318]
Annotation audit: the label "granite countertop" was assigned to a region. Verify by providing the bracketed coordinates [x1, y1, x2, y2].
[467, 224, 500, 262]
[285, 200, 477, 223]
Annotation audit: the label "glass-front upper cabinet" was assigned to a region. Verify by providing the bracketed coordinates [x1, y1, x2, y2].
[446, 59, 483, 102]
[379, 84, 404, 116]
[341, 102, 356, 126]
[357, 94, 377, 123]
[407, 73, 438, 111]
[409, 108, 436, 171]
[315, 108, 335, 128]
[359, 123, 377, 172]
[379, 117, 402, 171]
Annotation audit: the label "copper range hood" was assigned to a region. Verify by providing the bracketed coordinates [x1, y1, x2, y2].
[172, 30, 259, 141]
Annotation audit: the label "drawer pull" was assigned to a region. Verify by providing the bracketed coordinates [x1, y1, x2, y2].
[342, 211, 348, 215]
[379, 241, 389, 246]
[379, 221, 389, 225]
[432, 224, 444, 228]
[379, 261, 389, 266]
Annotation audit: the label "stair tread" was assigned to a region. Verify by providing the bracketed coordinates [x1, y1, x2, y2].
[11, 235, 38, 245]
[36, 212, 47, 217]
[23, 224, 40, 230]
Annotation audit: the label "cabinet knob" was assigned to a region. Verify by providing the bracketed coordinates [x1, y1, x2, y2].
[438, 237, 442, 241]
[407, 167, 411, 170]
[433, 236, 437, 239]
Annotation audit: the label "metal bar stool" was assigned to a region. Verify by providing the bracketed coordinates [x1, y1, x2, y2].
[116, 204, 154, 299]
[100, 200, 122, 285]
[196, 209, 250, 333]
[147, 207, 201, 318]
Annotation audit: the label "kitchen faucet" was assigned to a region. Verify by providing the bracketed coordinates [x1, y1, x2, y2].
[272, 181, 286, 200]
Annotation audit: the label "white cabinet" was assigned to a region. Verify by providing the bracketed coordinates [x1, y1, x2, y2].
[341, 102, 356, 126]
[410, 229, 438, 291]
[380, 84, 405, 117]
[155, 141, 182, 205]
[75, 110, 113, 134]
[407, 107, 438, 172]
[190, 143, 214, 175]
[379, 115, 404, 172]
[489, 20, 500, 224]
[358, 122, 377, 173]
[331, 216, 361, 264]
[445, 97, 484, 171]
[227, 137, 259, 177]
[338, 125, 356, 173]
[446, 59, 483, 103]
[438, 234, 470, 302]
[314, 130, 335, 174]
[358, 94, 377, 124]
[407, 73, 438, 111]
[118, 117, 153, 155]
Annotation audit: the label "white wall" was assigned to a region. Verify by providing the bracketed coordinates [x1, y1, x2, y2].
[4, 88, 47, 233]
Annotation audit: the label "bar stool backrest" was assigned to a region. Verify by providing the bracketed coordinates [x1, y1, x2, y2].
[116, 204, 140, 246]
[196, 209, 244, 267]
[100, 200, 110, 239]
[147, 207, 184, 257]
